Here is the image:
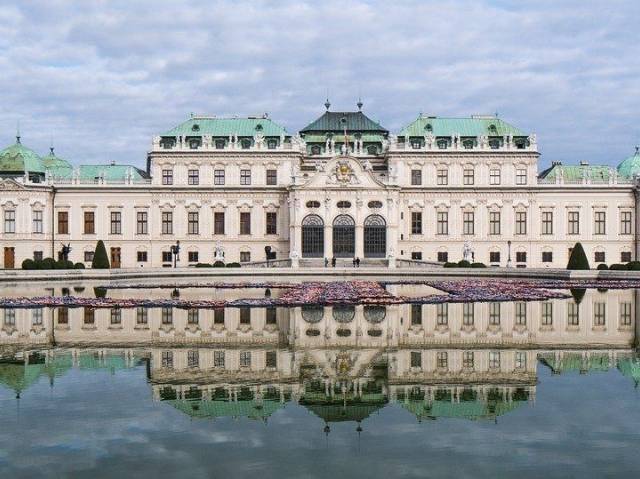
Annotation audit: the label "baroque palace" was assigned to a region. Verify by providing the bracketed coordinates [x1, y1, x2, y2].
[1, 101, 639, 269]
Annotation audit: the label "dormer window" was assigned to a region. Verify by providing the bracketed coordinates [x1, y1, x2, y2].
[241, 139, 251, 149]
[311, 145, 321, 155]
[489, 139, 500, 150]
[267, 139, 277, 149]
[425, 123, 433, 132]
[463, 139, 474, 149]
[189, 139, 200, 149]
[160, 138, 175, 150]
[215, 139, 226, 149]
[437, 139, 448, 149]
[367, 145, 378, 155]
[255, 124, 263, 132]
[191, 124, 200, 132]
[515, 139, 526, 149]
[411, 139, 422, 149]
[488, 124, 497, 133]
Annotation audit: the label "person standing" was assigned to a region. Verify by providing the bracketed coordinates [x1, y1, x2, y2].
[332, 256, 336, 267]
[324, 257, 329, 268]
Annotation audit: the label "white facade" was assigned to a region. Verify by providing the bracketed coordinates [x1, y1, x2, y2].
[0, 111, 638, 269]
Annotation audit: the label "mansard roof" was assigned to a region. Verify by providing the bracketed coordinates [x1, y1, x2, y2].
[399, 115, 526, 138]
[538, 162, 614, 182]
[48, 163, 149, 182]
[162, 116, 289, 137]
[300, 111, 388, 134]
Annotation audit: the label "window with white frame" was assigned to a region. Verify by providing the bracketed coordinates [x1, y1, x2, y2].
[489, 211, 501, 235]
[620, 302, 632, 326]
[489, 351, 501, 369]
[567, 303, 580, 325]
[436, 168, 448, 185]
[240, 169, 251, 185]
[542, 251, 553, 263]
[620, 211, 632, 235]
[541, 211, 553, 235]
[4, 210, 15, 233]
[489, 168, 501, 185]
[541, 302, 553, 325]
[593, 302, 606, 326]
[188, 169, 199, 185]
[240, 351, 252, 367]
[214, 350, 225, 367]
[161, 351, 173, 368]
[463, 211, 474, 235]
[568, 211, 580, 235]
[515, 211, 527, 235]
[110, 211, 122, 235]
[463, 351, 474, 369]
[515, 302, 527, 325]
[162, 169, 173, 185]
[137, 211, 148, 235]
[515, 351, 526, 369]
[516, 168, 527, 185]
[437, 211, 448, 235]
[411, 169, 422, 185]
[489, 303, 501, 325]
[188, 211, 199, 235]
[436, 303, 448, 325]
[594, 211, 606, 235]
[162, 211, 173, 235]
[33, 210, 43, 233]
[463, 167, 475, 185]
[214, 169, 225, 185]
[462, 303, 474, 325]
[436, 351, 448, 368]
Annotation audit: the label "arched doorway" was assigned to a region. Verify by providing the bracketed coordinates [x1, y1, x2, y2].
[302, 214, 324, 258]
[333, 215, 355, 257]
[364, 214, 386, 258]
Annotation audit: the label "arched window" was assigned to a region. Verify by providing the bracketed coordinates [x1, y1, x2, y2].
[364, 305, 386, 323]
[302, 215, 324, 258]
[364, 214, 386, 258]
[302, 305, 324, 323]
[333, 305, 355, 323]
[333, 215, 355, 257]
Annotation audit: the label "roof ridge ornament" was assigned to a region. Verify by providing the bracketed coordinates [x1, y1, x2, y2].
[635, 145, 639, 155]
[357, 98, 363, 111]
[324, 98, 331, 111]
[16, 120, 20, 144]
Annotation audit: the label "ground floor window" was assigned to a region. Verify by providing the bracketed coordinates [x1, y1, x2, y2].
[489, 252, 501, 263]
[411, 252, 422, 260]
[240, 251, 251, 263]
[437, 252, 448, 262]
[594, 251, 605, 263]
[621, 251, 632, 262]
[516, 252, 527, 263]
[542, 251, 553, 263]
[188, 251, 198, 263]
[302, 214, 324, 258]
[84, 251, 94, 263]
[137, 251, 148, 262]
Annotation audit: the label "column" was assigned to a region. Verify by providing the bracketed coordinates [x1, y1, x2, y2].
[355, 224, 364, 259]
[325, 224, 333, 259]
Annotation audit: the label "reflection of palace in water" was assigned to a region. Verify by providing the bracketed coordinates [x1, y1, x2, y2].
[2, 287, 640, 425]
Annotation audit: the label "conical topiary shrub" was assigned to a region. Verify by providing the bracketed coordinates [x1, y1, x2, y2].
[567, 242, 590, 270]
[91, 240, 110, 269]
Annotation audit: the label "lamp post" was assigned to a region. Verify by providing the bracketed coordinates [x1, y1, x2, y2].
[507, 240, 512, 268]
[170, 240, 180, 268]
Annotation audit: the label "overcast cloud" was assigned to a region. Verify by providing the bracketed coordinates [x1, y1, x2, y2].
[0, 0, 638, 168]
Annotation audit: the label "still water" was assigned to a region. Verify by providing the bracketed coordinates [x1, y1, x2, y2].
[1, 280, 640, 478]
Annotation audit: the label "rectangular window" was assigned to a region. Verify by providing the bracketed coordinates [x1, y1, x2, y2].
[162, 169, 173, 185]
[266, 169, 277, 185]
[136, 307, 148, 325]
[621, 251, 632, 263]
[436, 169, 448, 185]
[215, 139, 226, 149]
[594, 302, 606, 326]
[411, 252, 422, 260]
[542, 251, 553, 263]
[240, 251, 251, 263]
[489, 211, 501, 235]
[33, 210, 43, 234]
[240, 307, 251, 325]
[81, 211, 94, 235]
[489, 351, 501, 369]
[187, 350, 199, 368]
[34, 251, 43, 261]
[489, 251, 501, 263]
[214, 308, 225, 325]
[266, 307, 277, 324]
[136, 211, 148, 235]
[463, 168, 475, 185]
[594, 251, 605, 263]
[32, 308, 43, 326]
[83, 307, 95, 325]
[568, 211, 580, 235]
[515, 351, 527, 369]
[489, 169, 501, 185]
[515, 302, 527, 325]
[266, 351, 277, 368]
[110, 211, 122, 235]
[161, 307, 173, 324]
[516, 168, 527, 185]
[4, 210, 15, 233]
[410, 304, 422, 325]
[463, 303, 474, 325]
[162, 211, 173, 235]
[240, 169, 251, 185]
[214, 169, 225, 185]
[240, 351, 251, 367]
[3, 309, 15, 326]
[411, 212, 422, 235]
[240, 212, 251, 235]
[162, 251, 172, 263]
[188, 251, 198, 263]
[266, 212, 277, 235]
[541, 302, 553, 325]
[137, 251, 148, 262]
[621, 211, 632, 235]
[436, 351, 448, 368]
[410, 351, 421, 368]
[214, 350, 225, 367]
[620, 302, 632, 326]
[516, 252, 527, 263]
[437, 251, 448, 263]
[463, 211, 475, 235]
[411, 169, 422, 185]
[188, 169, 199, 185]
[489, 303, 501, 325]
[161, 351, 173, 368]
[110, 308, 121, 325]
[541, 211, 553, 235]
[58, 211, 68, 234]
[567, 303, 580, 326]
[84, 251, 94, 262]
[515, 211, 527, 235]
[214, 212, 225, 235]
[437, 211, 448, 235]
[188, 211, 199, 235]
[463, 351, 474, 369]
[594, 211, 606, 235]
[436, 303, 448, 325]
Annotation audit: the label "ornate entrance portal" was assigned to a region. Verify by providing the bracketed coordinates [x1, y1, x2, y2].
[302, 215, 324, 258]
[364, 214, 386, 258]
[333, 215, 355, 257]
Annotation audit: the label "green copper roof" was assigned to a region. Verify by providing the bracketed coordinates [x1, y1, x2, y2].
[48, 164, 149, 182]
[42, 148, 72, 169]
[539, 353, 611, 374]
[538, 164, 613, 182]
[300, 111, 388, 134]
[399, 116, 526, 138]
[165, 398, 285, 420]
[163, 116, 289, 138]
[616, 148, 640, 178]
[0, 140, 45, 174]
[400, 398, 526, 421]
[617, 357, 640, 385]
[301, 133, 386, 143]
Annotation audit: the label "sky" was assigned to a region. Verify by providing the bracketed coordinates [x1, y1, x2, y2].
[0, 0, 638, 169]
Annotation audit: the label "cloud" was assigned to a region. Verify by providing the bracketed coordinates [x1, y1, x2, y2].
[0, 0, 638, 168]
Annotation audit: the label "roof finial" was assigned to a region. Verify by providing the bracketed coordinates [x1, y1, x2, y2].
[357, 97, 363, 111]
[636, 145, 639, 155]
[324, 98, 331, 111]
[16, 120, 20, 144]
[50, 136, 54, 155]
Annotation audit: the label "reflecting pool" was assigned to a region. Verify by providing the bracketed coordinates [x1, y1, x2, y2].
[1, 280, 640, 478]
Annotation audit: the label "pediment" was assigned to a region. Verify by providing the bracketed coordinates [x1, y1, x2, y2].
[0, 178, 26, 191]
[298, 156, 386, 189]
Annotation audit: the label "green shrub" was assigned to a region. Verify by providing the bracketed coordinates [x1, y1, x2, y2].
[609, 263, 627, 271]
[21, 259, 35, 270]
[596, 264, 609, 270]
[195, 263, 212, 268]
[55, 260, 74, 269]
[75, 262, 85, 269]
[626, 261, 640, 271]
[91, 240, 110, 269]
[567, 242, 590, 270]
[213, 261, 225, 267]
[471, 262, 487, 268]
[41, 257, 56, 270]
[443, 262, 458, 268]
[226, 262, 241, 268]
[457, 260, 471, 268]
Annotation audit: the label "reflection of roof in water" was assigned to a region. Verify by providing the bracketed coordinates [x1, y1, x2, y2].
[300, 387, 388, 423]
[539, 353, 611, 374]
[399, 399, 526, 421]
[164, 399, 286, 420]
[617, 357, 640, 385]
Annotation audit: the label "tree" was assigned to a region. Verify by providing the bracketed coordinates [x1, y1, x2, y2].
[91, 240, 110, 269]
[567, 242, 590, 270]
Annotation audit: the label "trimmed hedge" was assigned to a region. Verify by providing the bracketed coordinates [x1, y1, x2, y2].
[471, 262, 487, 268]
[567, 242, 590, 270]
[213, 261, 225, 267]
[22, 257, 84, 270]
[457, 260, 471, 268]
[226, 262, 241, 268]
[195, 263, 212, 268]
[627, 261, 640, 271]
[596, 264, 609, 270]
[609, 263, 627, 270]
[91, 240, 110, 269]
[443, 262, 458, 268]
